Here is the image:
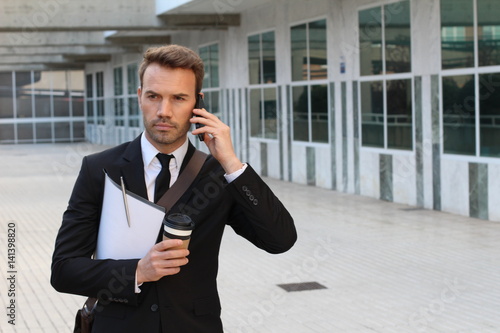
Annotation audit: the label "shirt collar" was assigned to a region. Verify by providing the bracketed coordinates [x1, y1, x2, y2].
[140, 132, 189, 170]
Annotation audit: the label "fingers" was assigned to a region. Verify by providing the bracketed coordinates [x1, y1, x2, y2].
[155, 239, 185, 251]
[137, 241, 190, 283]
[190, 111, 229, 138]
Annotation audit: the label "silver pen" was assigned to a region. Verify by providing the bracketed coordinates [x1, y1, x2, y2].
[120, 176, 131, 227]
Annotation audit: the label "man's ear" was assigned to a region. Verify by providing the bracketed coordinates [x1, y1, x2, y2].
[137, 87, 142, 108]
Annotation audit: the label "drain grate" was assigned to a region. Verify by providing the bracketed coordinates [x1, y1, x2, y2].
[400, 207, 424, 212]
[277, 281, 327, 292]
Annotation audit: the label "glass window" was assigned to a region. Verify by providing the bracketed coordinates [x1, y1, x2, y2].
[114, 67, 123, 96]
[291, 19, 329, 143]
[248, 32, 276, 85]
[86, 74, 94, 124]
[200, 47, 209, 88]
[442, 75, 476, 155]
[359, 1, 411, 76]
[52, 71, 71, 118]
[73, 95, 84, 117]
[209, 44, 219, 88]
[54, 122, 71, 140]
[73, 121, 85, 139]
[114, 67, 124, 126]
[96, 72, 104, 125]
[114, 98, 124, 126]
[199, 44, 220, 135]
[203, 90, 220, 118]
[250, 89, 261, 137]
[129, 97, 139, 128]
[199, 44, 219, 89]
[359, 1, 413, 151]
[291, 23, 307, 81]
[311, 85, 328, 142]
[17, 123, 33, 142]
[441, 1, 500, 158]
[0, 124, 15, 143]
[359, 7, 382, 76]
[292, 85, 309, 141]
[361, 81, 384, 147]
[262, 32, 276, 83]
[387, 79, 412, 149]
[249, 87, 278, 139]
[0, 72, 14, 118]
[361, 79, 412, 150]
[479, 72, 500, 157]
[0, 69, 83, 143]
[32, 71, 52, 118]
[478, 0, 500, 66]
[127, 64, 140, 128]
[309, 20, 327, 80]
[36, 122, 52, 141]
[249, 35, 262, 85]
[15, 71, 33, 119]
[263, 87, 278, 139]
[441, 0, 475, 69]
[291, 20, 327, 81]
[248, 31, 278, 140]
[127, 63, 138, 94]
[384, 1, 411, 74]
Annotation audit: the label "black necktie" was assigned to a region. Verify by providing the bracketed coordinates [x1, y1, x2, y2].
[155, 153, 173, 203]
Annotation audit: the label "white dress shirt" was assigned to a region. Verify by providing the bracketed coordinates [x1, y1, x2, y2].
[141, 132, 247, 202]
[136, 132, 246, 292]
[141, 133, 189, 202]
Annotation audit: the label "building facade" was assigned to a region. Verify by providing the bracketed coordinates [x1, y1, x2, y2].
[1, 0, 499, 222]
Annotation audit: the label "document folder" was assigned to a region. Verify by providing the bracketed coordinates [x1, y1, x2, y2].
[95, 172, 165, 260]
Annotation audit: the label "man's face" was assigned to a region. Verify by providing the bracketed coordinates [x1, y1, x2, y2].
[138, 63, 197, 153]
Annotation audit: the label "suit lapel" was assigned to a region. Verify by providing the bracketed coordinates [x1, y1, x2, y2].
[180, 141, 196, 174]
[120, 136, 148, 200]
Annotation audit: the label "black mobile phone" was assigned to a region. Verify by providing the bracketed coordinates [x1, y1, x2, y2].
[194, 94, 207, 141]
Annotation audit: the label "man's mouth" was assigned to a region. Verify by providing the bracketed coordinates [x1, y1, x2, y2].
[154, 122, 174, 131]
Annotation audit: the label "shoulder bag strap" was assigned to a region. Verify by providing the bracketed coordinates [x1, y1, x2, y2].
[156, 149, 208, 212]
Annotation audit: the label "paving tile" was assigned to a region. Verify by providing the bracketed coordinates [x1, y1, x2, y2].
[0, 143, 500, 332]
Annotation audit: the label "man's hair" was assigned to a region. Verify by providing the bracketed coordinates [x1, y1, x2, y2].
[138, 44, 205, 94]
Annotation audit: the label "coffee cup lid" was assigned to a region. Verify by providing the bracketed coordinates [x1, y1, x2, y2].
[163, 213, 194, 231]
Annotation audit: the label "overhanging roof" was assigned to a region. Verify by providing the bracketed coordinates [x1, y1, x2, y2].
[0, 0, 254, 71]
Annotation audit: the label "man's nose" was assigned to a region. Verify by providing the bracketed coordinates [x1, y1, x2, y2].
[157, 100, 173, 117]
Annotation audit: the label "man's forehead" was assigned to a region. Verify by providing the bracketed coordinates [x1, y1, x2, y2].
[142, 64, 196, 93]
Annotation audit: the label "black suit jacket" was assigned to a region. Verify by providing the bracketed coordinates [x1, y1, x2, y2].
[51, 136, 297, 333]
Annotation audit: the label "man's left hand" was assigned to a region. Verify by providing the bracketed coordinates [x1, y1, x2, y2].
[190, 108, 243, 174]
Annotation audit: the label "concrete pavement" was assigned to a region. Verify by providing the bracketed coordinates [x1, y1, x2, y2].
[1, 142, 499, 332]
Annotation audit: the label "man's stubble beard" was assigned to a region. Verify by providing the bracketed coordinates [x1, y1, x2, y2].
[144, 118, 191, 146]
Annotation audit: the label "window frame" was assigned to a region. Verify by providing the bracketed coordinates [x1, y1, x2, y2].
[199, 42, 222, 120]
[126, 62, 141, 128]
[289, 16, 330, 145]
[439, 0, 500, 160]
[113, 66, 125, 127]
[358, 0, 414, 153]
[248, 29, 279, 140]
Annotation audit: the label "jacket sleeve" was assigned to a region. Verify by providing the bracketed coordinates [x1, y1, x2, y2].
[225, 164, 297, 254]
[50, 156, 140, 306]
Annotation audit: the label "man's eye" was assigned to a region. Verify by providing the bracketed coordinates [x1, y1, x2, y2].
[175, 96, 186, 101]
[148, 95, 158, 99]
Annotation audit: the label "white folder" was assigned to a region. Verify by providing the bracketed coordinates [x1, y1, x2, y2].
[95, 172, 165, 260]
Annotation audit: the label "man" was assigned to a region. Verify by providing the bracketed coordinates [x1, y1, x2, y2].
[51, 44, 297, 332]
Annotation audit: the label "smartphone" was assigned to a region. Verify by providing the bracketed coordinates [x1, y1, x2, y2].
[194, 94, 207, 141]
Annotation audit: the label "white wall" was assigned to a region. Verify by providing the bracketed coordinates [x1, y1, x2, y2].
[84, 0, 500, 222]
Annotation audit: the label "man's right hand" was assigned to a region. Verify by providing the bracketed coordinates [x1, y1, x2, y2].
[136, 239, 190, 284]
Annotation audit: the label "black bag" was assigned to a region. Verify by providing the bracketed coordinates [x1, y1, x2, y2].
[74, 298, 97, 333]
